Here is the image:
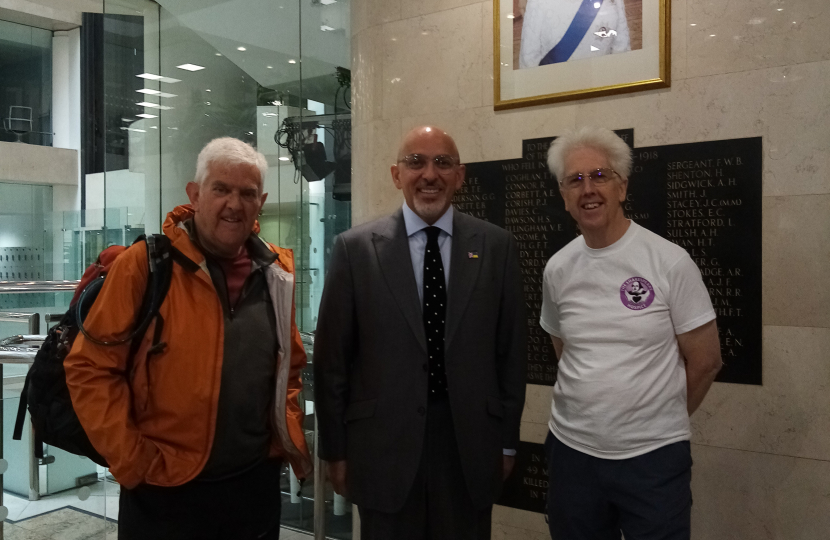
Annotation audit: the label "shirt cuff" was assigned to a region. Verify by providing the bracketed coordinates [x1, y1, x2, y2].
[502, 448, 517, 456]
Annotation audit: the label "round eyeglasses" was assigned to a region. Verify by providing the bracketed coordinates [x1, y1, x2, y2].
[559, 168, 619, 190]
[398, 154, 460, 172]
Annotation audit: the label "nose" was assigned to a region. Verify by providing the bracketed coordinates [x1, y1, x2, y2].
[421, 159, 440, 181]
[579, 176, 599, 195]
[225, 190, 243, 210]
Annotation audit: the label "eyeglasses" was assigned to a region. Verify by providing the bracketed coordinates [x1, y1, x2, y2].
[559, 168, 619, 190]
[398, 154, 460, 172]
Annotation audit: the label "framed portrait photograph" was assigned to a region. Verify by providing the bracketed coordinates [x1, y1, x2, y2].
[494, 0, 671, 110]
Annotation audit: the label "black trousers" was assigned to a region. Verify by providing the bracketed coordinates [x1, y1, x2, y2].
[359, 398, 492, 540]
[118, 459, 283, 540]
[546, 433, 692, 540]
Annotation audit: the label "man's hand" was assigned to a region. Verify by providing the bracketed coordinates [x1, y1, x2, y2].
[327, 460, 348, 497]
[502, 455, 516, 481]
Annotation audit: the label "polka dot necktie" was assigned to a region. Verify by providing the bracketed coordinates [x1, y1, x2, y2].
[423, 226, 448, 398]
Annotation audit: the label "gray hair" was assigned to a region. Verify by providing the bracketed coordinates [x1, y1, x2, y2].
[547, 127, 633, 184]
[194, 137, 268, 190]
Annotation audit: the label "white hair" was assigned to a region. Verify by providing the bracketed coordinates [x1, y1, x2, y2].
[547, 127, 633, 184]
[194, 137, 268, 190]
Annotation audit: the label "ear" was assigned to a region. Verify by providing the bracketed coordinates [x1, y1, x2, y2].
[453, 164, 466, 191]
[186, 182, 201, 208]
[617, 177, 629, 203]
[259, 192, 268, 208]
[391, 164, 403, 190]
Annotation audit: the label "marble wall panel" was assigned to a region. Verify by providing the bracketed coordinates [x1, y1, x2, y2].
[382, 4, 484, 120]
[671, 0, 688, 82]
[520, 420, 549, 444]
[762, 194, 830, 329]
[352, 119, 403, 226]
[351, 0, 400, 37]
[693, 326, 830, 461]
[690, 443, 830, 539]
[351, 26, 385, 126]
[482, 0, 494, 108]
[492, 506, 549, 536]
[521, 383, 553, 426]
[491, 523, 552, 540]
[686, 0, 830, 79]
[401, 0, 482, 21]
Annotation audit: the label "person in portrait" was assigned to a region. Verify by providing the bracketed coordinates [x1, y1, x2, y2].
[540, 127, 723, 539]
[65, 138, 311, 540]
[519, 0, 631, 68]
[313, 126, 527, 539]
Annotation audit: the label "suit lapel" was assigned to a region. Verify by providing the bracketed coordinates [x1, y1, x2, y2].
[373, 210, 428, 353]
[445, 212, 483, 351]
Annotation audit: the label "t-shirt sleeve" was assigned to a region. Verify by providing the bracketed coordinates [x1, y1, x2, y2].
[539, 264, 561, 337]
[667, 253, 717, 334]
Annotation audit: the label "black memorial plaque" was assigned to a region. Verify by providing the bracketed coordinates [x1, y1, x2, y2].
[632, 138, 763, 384]
[496, 441, 548, 514]
[456, 133, 763, 386]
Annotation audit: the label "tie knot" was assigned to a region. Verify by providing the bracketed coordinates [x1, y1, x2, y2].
[425, 226, 441, 243]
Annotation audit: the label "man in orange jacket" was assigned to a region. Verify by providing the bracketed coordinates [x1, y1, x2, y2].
[65, 137, 312, 540]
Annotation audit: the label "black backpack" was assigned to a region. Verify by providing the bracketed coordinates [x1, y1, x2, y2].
[12, 234, 191, 467]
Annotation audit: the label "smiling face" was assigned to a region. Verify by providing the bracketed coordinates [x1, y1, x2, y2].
[185, 160, 268, 258]
[391, 127, 465, 225]
[560, 145, 629, 247]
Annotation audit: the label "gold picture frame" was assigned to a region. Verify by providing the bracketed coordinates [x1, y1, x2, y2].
[494, 0, 671, 111]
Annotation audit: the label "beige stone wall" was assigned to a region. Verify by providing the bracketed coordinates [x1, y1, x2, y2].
[351, 0, 830, 538]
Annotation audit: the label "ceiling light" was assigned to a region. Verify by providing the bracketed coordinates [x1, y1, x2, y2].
[137, 89, 177, 98]
[215, 52, 223, 56]
[321, 25, 335, 31]
[176, 63, 205, 71]
[777, 8, 783, 11]
[279, 157, 290, 161]
[593, 2, 600, 8]
[710, 34, 716, 37]
[288, 59, 297, 64]
[137, 102, 173, 110]
[506, 13, 514, 19]
[136, 113, 157, 118]
[267, 65, 273, 69]
[136, 73, 181, 83]
[206, 89, 211, 92]
[690, 23, 697, 26]
[320, 0, 337, 4]
[237, 46, 247, 51]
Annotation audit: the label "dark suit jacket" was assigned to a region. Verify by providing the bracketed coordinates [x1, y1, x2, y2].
[314, 208, 527, 512]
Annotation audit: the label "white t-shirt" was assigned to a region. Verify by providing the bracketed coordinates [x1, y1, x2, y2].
[540, 221, 715, 459]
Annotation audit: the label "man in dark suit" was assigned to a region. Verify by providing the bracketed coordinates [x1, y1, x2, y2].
[314, 126, 527, 539]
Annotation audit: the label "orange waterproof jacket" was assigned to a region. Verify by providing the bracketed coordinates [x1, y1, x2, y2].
[65, 205, 313, 488]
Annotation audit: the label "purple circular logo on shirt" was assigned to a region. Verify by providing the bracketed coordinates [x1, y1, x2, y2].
[620, 277, 654, 310]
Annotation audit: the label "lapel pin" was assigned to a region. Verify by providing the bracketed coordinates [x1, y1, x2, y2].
[468, 251, 479, 259]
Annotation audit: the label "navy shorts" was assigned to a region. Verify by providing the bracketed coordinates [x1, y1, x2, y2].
[545, 432, 692, 540]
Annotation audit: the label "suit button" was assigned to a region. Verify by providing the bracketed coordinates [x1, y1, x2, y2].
[417, 406, 426, 416]
[422, 363, 428, 372]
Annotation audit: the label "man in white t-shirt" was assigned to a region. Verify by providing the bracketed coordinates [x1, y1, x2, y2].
[539, 127, 722, 540]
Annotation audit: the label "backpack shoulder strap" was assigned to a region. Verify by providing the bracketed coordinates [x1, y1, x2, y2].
[125, 234, 197, 364]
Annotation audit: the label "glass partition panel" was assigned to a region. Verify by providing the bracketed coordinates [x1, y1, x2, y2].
[0, 19, 53, 146]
